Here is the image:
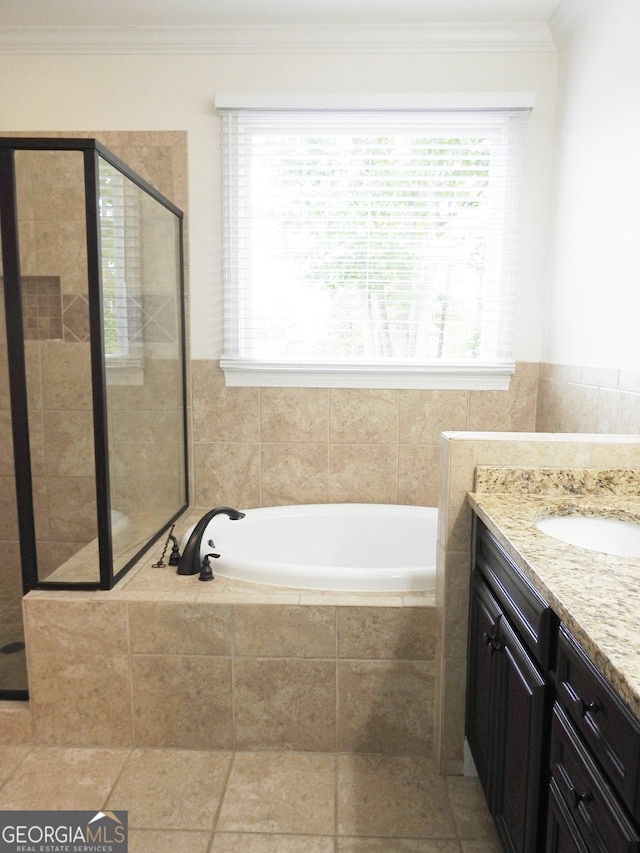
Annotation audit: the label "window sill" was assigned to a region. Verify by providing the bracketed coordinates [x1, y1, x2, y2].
[220, 358, 514, 390]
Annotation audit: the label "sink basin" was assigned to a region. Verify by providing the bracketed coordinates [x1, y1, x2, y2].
[535, 515, 640, 558]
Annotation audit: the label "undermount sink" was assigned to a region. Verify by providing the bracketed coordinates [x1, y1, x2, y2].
[535, 515, 640, 558]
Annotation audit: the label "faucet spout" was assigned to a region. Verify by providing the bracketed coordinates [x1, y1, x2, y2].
[176, 506, 245, 575]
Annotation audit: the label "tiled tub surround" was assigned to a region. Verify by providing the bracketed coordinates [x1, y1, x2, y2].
[18, 508, 436, 754]
[468, 466, 640, 717]
[191, 360, 539, 510]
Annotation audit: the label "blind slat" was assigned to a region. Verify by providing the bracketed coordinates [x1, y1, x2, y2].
[222, 107, 525, 366]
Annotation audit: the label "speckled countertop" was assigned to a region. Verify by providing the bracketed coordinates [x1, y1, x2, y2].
[467, 466, 640, 719]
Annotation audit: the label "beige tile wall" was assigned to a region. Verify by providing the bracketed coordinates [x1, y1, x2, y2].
[435, 432, 640, 774]
[21, 594, 437, 754]
[537, 363, 640, 434]
[191, 360, 540, 510]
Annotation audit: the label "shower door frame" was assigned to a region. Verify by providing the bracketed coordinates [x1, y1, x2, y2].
[0, 137, 189, 598]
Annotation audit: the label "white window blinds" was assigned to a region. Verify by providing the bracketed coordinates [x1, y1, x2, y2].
[99, 160, 143, 362]
[220, 106, 529, 388]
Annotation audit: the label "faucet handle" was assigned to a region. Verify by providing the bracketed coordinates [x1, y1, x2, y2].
[168, 535, 181, 566]
[199, 552, 220, 582]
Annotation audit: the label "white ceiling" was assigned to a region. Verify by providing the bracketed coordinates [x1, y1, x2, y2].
[0, 0, 566, 29]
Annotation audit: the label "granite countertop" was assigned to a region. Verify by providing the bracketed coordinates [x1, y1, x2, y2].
[466, 466, 640, 719]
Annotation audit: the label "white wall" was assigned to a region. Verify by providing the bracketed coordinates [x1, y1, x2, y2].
[545, 0, 640, 369]
[0, 47, 556, 362]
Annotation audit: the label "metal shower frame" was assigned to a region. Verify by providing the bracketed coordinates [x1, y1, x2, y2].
[0, 136, 189, 594]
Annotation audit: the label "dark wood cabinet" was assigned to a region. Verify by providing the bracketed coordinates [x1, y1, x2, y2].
[466, 568, 502, 795]
[549, 626, 640, 853]
[466, 519, 556, 853]
[556, 625, 640, 821]
[548, 701, 640, 853]
[546, 777, 590, 853]
[468, 513, 640, 853]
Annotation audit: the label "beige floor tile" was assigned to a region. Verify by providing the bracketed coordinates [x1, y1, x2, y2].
[217, 752, 336, 835]
[106, 748, 232, 831]
[128, 828, 213, 853]
[460, 841, 502, 853]
[0, 745, 29, 786]
[446, 776, 497, 841]
[0, 700, 33, 744]
[0, 746, 129, 810]
[337, 754, 457, 839]
[211, 834, 336, 852]
[339, 842, 462, 852]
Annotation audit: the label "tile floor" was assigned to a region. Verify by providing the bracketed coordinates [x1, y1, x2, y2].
[0, 744, 501, 852]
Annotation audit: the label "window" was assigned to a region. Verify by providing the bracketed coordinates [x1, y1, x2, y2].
[219, 99, 530, 388]
[99, 161, 143, 368]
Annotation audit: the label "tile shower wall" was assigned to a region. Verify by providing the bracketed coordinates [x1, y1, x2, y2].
[191, 360, 539, 509]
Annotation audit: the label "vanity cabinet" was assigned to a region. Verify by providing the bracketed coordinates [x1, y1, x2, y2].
[467, 514, 640, 852]
[547, 625, 640, 852]
[466, 518, 558, 853]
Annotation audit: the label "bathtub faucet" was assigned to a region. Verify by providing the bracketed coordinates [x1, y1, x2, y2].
[176, 506, 246, 576]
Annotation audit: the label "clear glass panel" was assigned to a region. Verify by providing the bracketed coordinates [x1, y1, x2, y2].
[99, 157, 186, 575]
[14, 149, 100, 585]
[2, 140, 187, 605]
[0, 177, 28, 691]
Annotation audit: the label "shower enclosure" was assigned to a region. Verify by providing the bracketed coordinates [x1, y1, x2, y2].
[0, 137, 188, 699]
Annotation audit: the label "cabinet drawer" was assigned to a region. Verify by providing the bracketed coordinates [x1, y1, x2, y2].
[475, 519, 557, 671]
[557, 624, 640, 822]
[550, 702, 640, 853]
[546, 777, 590, 853]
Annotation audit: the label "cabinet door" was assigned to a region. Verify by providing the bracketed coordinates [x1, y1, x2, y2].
[466, 569, 504, 801]
[493, 613, 549, 853]
[547, 778, 590, 853]
[549, 702, 640, 853]
[466, 568, 550, 853]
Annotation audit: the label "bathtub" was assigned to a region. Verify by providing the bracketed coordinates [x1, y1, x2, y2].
[184, 503, 437, 592]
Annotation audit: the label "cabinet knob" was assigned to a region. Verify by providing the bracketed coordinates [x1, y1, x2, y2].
[568, 785, 593, 810]
[482, 631, 503, 655]
[573, 695, 603, 718]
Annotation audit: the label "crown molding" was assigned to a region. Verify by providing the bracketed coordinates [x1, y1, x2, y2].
[550, 0, 600, 47]
[0, 22, 556, 55]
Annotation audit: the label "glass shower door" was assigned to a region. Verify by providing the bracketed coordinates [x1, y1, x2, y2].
[98, 156, 187, 577]
[0, 185, 28, 695]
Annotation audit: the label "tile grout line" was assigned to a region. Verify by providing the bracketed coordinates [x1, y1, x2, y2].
[210, 750, 237, 838]
[102, 745, 135, 811]
[0, 743, 33, 797]
[230, 605, 237, 752]
[124, 601, 135, 748]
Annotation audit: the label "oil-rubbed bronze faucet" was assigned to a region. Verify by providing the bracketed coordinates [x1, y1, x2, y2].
[176, 506, 245, 575]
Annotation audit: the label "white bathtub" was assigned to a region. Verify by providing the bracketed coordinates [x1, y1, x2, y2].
[185, 503, 437, 592]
